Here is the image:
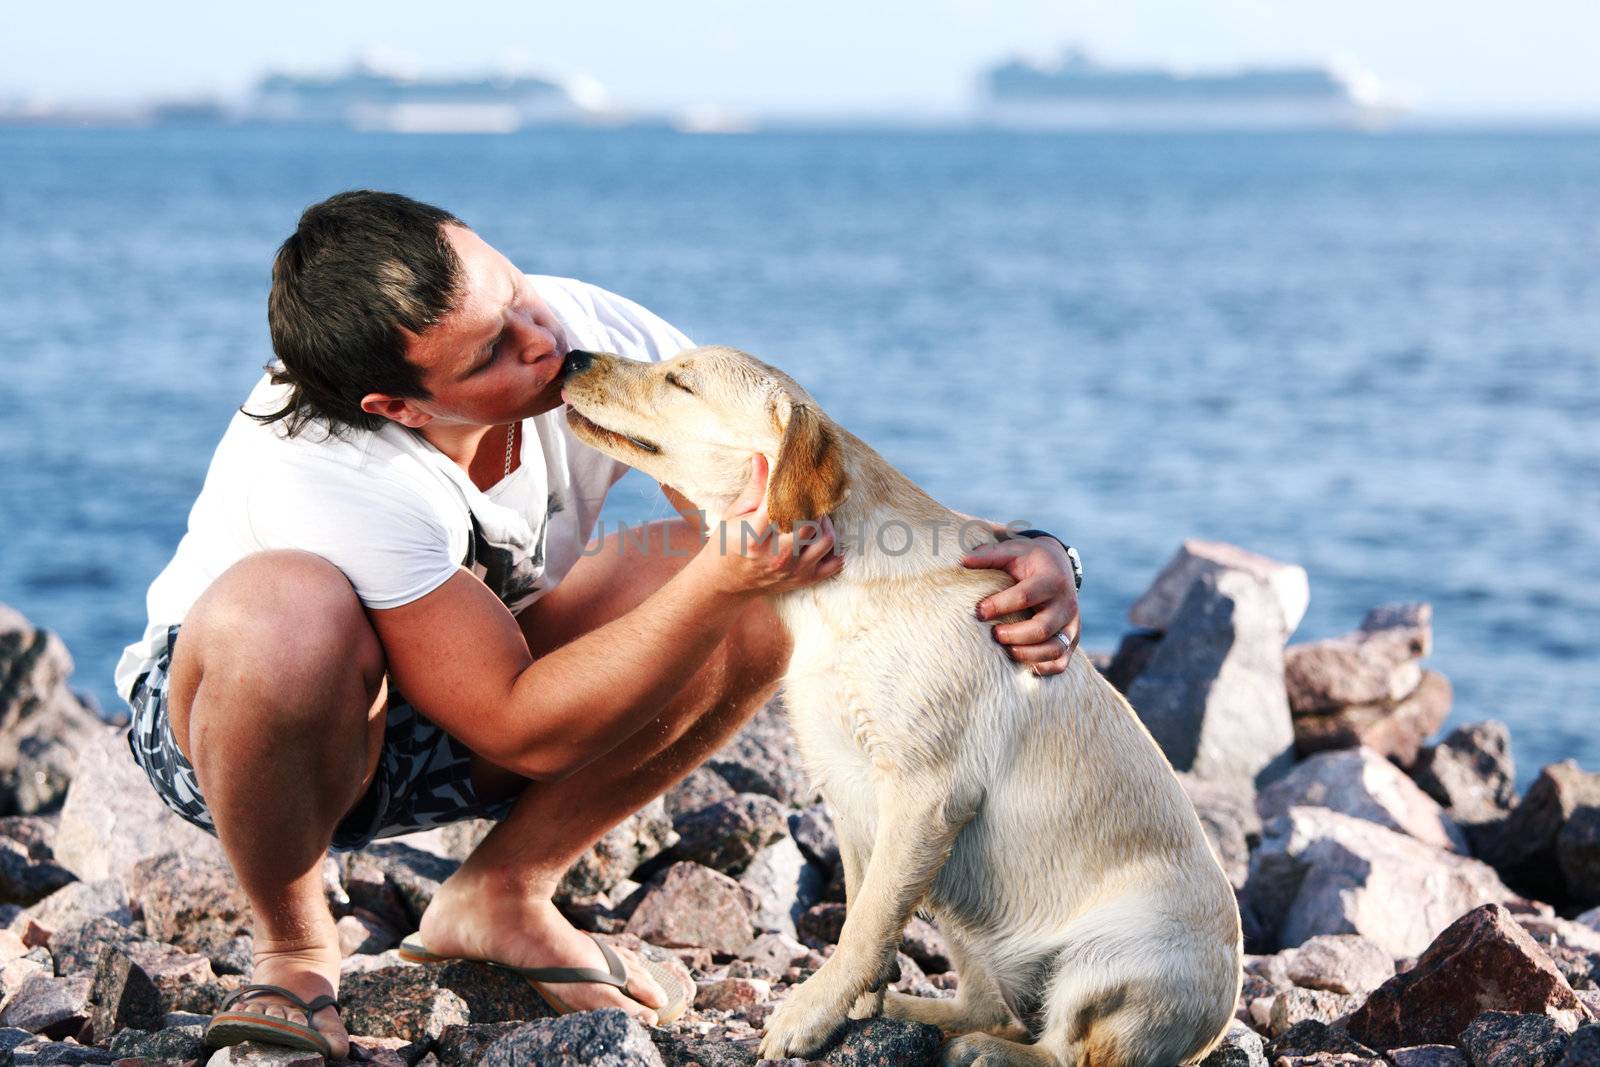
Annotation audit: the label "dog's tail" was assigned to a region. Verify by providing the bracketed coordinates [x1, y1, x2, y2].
[1033, 895, 1238, 1067]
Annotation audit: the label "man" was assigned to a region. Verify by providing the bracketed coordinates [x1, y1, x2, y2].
[113, 191, 1082, 1057]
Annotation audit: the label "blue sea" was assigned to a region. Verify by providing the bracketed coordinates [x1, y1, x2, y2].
[2, 126, 1596, 785]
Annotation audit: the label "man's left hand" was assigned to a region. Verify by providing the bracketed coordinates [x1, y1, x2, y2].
[962, 535, 1081, 677]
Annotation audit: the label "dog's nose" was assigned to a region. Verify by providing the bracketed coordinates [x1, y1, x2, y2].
[562, 349, 597, 377]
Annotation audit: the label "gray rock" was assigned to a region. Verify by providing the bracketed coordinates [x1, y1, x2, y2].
[815, 1016, 942, 1066]
[337, 912, 399, 957]
[0, 955, 49, 1008]
[1562, 1024, 1600, 1066]
[1410, 721, 1517, 827]
[736, 932, 808, 979]
[795, 902, 846, 950]
[1459, 1011, 1569, 1067]
[106, 1024, 206, 1061]
[1184, 777, 1254, 895]
[346, 1035, 423, 1067]
[9, 1043, 116, 1065]
[89, 944, 169, 1034]
[1282, 934, 1396, 996]
[1179, 774, 1260, 890]
[673, 794, 789, 876]
[479, 1008, 664, 1067]
[353, 842, 460, 926]
[340, 854, 412, 933]
[0, 1029, 36, 1054]
[126, 851, 249, 957]
[1127, 569, 1296, 792]
[206, 1042, 327, 1065]
[707, 699, 817, 807]
[739, 838, 822, 939]
[1102, 628, 1163, 695]
[900, 916, 950, 975]
[1264, 1020, 1381, 1061]
[211, 933, 255, 976]
[557, 799, 677, 902]
[1389, 1048, 1469, 1067]
[52, 727, 230, 884]
[1476, 761, 1600, 905]
[1559, 807, 1600, 908]
[1517, 913, 1600, 957]
[342, 966, 473, 1043]
[1292, 670, 1453, 772]
[1257, 748, 1468, 854]
[0, 844, 72, 922]
[386, 819, 495, 864]
[1198, 1019, 1268, 1065]
[653, 1030, 759, 1067]
[341, 962, 553, 1044]
[0, 607, 108, 817]
[787, 805, 839, 876]
[664, 767, 736, 819]
[1245, 807, 1516, 956]
[626, 863, 755, 956]
[1267, 987, 1363, 1036]
[694, 976, 770, 1011]
[1128, 540, 1309, 637]
[433, 1023, 525, 1067]
[23, 881, 131, 940]
[0, 972, 91, 1038]
[48, 916, 146, 976]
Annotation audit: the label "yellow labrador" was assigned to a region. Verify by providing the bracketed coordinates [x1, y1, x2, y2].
[562, 346, 1241, 1067]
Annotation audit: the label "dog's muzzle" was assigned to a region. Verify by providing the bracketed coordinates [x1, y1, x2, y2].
[562, 349, 599, 378]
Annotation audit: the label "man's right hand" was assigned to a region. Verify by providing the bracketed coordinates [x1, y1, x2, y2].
[687, 454, 843, 599]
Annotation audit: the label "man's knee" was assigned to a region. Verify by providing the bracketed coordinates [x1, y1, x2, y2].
[174, 550, 385, 729]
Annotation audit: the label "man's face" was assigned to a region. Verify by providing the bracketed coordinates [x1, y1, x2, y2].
[369, 224, 570, 428]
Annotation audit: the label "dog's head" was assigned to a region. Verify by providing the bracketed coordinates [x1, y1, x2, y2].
[561, 345, 850, 531]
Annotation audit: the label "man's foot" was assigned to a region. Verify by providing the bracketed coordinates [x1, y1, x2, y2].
[418, 873, 669, 1023]
[224, 937, 349, 1060]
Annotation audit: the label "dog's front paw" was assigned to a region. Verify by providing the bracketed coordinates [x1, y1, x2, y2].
[848, 986, 885, 1020]
[760, 981, 849, 1059]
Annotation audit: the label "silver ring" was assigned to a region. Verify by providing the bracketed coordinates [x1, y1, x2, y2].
[1055, 632, 1071, 651]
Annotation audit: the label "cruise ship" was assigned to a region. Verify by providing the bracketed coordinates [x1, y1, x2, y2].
[251, 63, 602, 132]
[982, 48, 1398, 130]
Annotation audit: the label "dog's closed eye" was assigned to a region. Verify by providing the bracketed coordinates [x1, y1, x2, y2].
[664, 372, 694, 395]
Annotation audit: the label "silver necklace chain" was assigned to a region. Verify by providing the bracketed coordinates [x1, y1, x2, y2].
[504, 421, 517, 478]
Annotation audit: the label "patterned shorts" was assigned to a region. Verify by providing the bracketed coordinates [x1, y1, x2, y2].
[126, 624, 516, 852]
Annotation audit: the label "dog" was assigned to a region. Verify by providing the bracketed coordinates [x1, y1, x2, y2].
[561, 346, 1242, 1066]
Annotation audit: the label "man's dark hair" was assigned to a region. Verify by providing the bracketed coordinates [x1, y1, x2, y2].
[248, 190, 465, 438]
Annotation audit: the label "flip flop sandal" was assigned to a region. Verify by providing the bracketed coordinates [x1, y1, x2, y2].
[204, 982, 340, 1055]
[398, 932, 691, 1024]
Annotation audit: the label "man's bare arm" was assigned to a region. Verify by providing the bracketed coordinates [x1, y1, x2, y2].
[369, 456, 837, 780]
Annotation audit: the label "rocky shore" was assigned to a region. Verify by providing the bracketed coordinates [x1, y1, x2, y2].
[1, 539, 1597, 1066]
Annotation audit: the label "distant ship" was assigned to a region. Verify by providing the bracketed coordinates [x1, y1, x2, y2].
[251, 62, 604, 132]
[982, 48, 1399, 130]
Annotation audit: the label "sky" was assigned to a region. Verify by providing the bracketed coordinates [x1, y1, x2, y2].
[7, 0, 1600, 119]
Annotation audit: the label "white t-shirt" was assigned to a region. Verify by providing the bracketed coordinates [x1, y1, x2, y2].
[114, 275, 692, 706]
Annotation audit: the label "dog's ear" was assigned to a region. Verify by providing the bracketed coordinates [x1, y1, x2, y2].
[767, 393, 849, 534]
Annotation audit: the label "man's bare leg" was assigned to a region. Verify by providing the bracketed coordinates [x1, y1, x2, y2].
[166, 550, 392, 1059]
[416, 518, 793, 1019]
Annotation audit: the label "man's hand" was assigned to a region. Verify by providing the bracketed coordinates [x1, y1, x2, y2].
[686, 455, 843, 599]
[962, 535, 1081, 677]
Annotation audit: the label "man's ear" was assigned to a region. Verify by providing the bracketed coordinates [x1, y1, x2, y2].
[360, 392, 432, 429]
[767, 393, 850, 533]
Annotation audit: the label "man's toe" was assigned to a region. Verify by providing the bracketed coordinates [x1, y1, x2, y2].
[621, 952, 667, 1010]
